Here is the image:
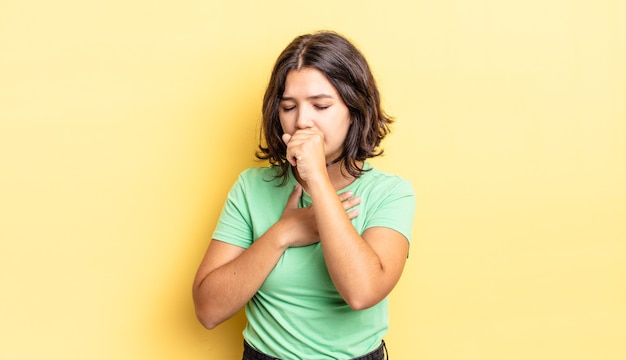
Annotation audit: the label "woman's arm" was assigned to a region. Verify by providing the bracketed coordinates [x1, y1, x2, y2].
[308, 175, 409, 310]
[192, 185, 360, 329]
[192, 225, 287, 329]
[283, 129, 409, 310]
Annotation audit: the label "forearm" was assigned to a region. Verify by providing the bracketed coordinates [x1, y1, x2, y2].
[308, 177, 386, 310]
[193, 225, 287, 329]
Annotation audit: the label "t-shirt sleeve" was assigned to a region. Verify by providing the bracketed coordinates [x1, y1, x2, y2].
[211, 173, 254, 249]
[363, 178, 416, 243]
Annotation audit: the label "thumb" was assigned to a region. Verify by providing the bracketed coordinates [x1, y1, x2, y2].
[285, 183, 302, 209]
[282, 133, 292, 144]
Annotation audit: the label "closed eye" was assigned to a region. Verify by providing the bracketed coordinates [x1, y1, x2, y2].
[314, 105, 330, 110]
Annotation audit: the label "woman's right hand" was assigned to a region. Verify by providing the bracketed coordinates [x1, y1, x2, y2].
[278, 183, 361, 248]
[193, 182, 361, 329]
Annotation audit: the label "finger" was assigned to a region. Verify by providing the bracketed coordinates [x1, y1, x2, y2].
[286, 155, 297, 167]
[283, 134, 300, 166]
[284, 145, 297, 166]
[338, 191, 354, 202]
[285, 183, 303, 209]
[338, 191, 361, 209]
[343, 196, 361, 211]
[346, 208, 360, 220]
[286, 152, 298, 167]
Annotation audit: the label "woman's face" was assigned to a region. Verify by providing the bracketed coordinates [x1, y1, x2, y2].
[279, 67, 352, 163]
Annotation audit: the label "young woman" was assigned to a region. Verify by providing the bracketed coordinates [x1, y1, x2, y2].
[193, 31, 416, 360]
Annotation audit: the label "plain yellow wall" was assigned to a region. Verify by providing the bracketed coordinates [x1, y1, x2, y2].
[1, 0, 625, 359]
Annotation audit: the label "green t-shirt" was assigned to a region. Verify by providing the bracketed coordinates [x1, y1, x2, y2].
[213, 163, 415, 359]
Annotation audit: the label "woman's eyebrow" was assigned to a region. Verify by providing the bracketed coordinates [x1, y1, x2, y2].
[280, 94, 334, 101]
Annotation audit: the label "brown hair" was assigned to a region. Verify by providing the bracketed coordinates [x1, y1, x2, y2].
[256, 31, 392, 184]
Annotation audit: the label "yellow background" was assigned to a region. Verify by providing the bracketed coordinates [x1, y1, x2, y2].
[1, 0, 625, 359]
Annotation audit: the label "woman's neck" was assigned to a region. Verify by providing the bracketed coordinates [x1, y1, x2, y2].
[293, 160, 363, 192]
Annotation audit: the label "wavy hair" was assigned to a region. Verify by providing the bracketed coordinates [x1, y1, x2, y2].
[256, 31, 392, 185]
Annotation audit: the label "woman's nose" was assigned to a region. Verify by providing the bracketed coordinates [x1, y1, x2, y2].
[295, 107, 314, 129]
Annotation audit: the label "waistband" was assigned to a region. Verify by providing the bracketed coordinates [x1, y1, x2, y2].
[242, 340, 387, 360]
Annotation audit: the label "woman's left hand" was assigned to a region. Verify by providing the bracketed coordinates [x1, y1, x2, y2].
[282, 129, 327, 183]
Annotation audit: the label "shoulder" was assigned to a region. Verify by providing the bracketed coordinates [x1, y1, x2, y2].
[359, 165, 414, 196]
[218, 165, 286, 224]
[355, 165, 416, 241]
[228, 165, 291, 197]
[236, 165, 283, 185]
[238, 165, 278, 178]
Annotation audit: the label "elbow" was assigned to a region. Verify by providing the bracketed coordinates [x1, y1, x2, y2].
[193, 291, 225, 330]
[339, 282, 387, 311]
[194, 305, 222, 330]
[347, 300, 377, 311]
[193, 283, 224, 330]
[344, 294, 381, 311]
[193, 285, 242, 330]
[198, 318, 219, 330]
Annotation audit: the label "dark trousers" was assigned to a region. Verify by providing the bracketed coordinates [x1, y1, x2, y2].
[242, 340, 387, 360]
